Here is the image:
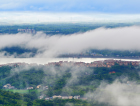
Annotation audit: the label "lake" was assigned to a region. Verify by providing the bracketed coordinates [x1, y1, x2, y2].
[0, 58, 140, 65]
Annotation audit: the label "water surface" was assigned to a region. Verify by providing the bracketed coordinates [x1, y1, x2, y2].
[0, 58, 140, 65]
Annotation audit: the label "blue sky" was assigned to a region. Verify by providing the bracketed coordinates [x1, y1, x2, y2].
[0, 0, 140, 13]
[0, 0, 140, 24]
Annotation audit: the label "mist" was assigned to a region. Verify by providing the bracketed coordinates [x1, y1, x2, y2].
[84, 79, 140, 106]
[0, 12, 140, 24]
[1, 26, 140, 58]
[1, 57, 140, 105]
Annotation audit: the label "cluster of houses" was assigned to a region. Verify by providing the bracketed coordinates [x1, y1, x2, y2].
[36, 85, 48, 90]
[3, 84, 15, 89]
[2, 84, 86, 101]
[3, 84, 48, 90]
[40, 95, 87, 100]
[26, 85, 49, 90]
[0, 62, 28, 67]
[0, 59, 139, 68]
[0, 62, 40, 67]
[17, 29, 36, 34]
[47, 59, 140, 68]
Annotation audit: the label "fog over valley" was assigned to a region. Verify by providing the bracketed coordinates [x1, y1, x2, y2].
[1, 0, 140, 105]
[0, 25, 140, 105]
[1, 26, 140, 58]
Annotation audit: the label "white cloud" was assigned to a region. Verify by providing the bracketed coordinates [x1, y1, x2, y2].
[0, 3, 22, 9]
[84, 79, 140, 106]
[0, 0, 140, 14]
[0, 12, 140, 24]
[1, 26, 140, 58]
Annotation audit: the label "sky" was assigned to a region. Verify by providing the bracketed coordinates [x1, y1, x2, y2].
[1, 1, 140, 105]
[0, 0, 140, 57]
[0, 0, 140, 13]
[0, 0, 140, 24]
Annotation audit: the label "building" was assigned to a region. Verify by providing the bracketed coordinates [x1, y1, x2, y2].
[73, 95, 80, 99]
[17, 29, 36, 34]
[3, 84, 15, 89]
[53, 95, 62, 99]
[27, 87, 33, 90]
[45, 97, 50, 100]
[37, 85, 41, 89]
[61, 96, 69, 99]
[39, 95, 44, 99]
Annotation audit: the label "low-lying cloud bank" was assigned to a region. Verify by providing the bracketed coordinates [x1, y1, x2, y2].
[1, 26, 140, 58]
[0, 12, 140, 24]
[6, 62, 140, 106]
[84, 79, 140, 106]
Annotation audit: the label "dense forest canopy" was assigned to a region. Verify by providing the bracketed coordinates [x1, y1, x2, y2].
[0, 23, 140, 105]
[0, 62, 140, 105]
[0, 23, 135, 35]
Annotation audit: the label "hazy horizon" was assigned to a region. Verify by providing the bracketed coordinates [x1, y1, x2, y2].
[1, 1, 140, 106]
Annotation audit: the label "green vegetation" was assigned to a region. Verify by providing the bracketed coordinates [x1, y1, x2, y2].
[0, 62, 140, 105]
[5, 89, 29, 94]
[4, 89, 43, 94]
[0, 89, 112, 106]
[1, 23, 140, 105]
[2, 46, 140, 58]
[0, 63, 139, 93]
[1, 23, 140, 58]
[0, 23, 134, 35]
[89, 49, 140, 58]
[0, 46, 37, 56]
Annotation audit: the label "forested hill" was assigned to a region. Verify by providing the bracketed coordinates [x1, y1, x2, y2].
[0, 63, 139, 93]
[0, 23, 136, 35]
[0, 62, 140, 105]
